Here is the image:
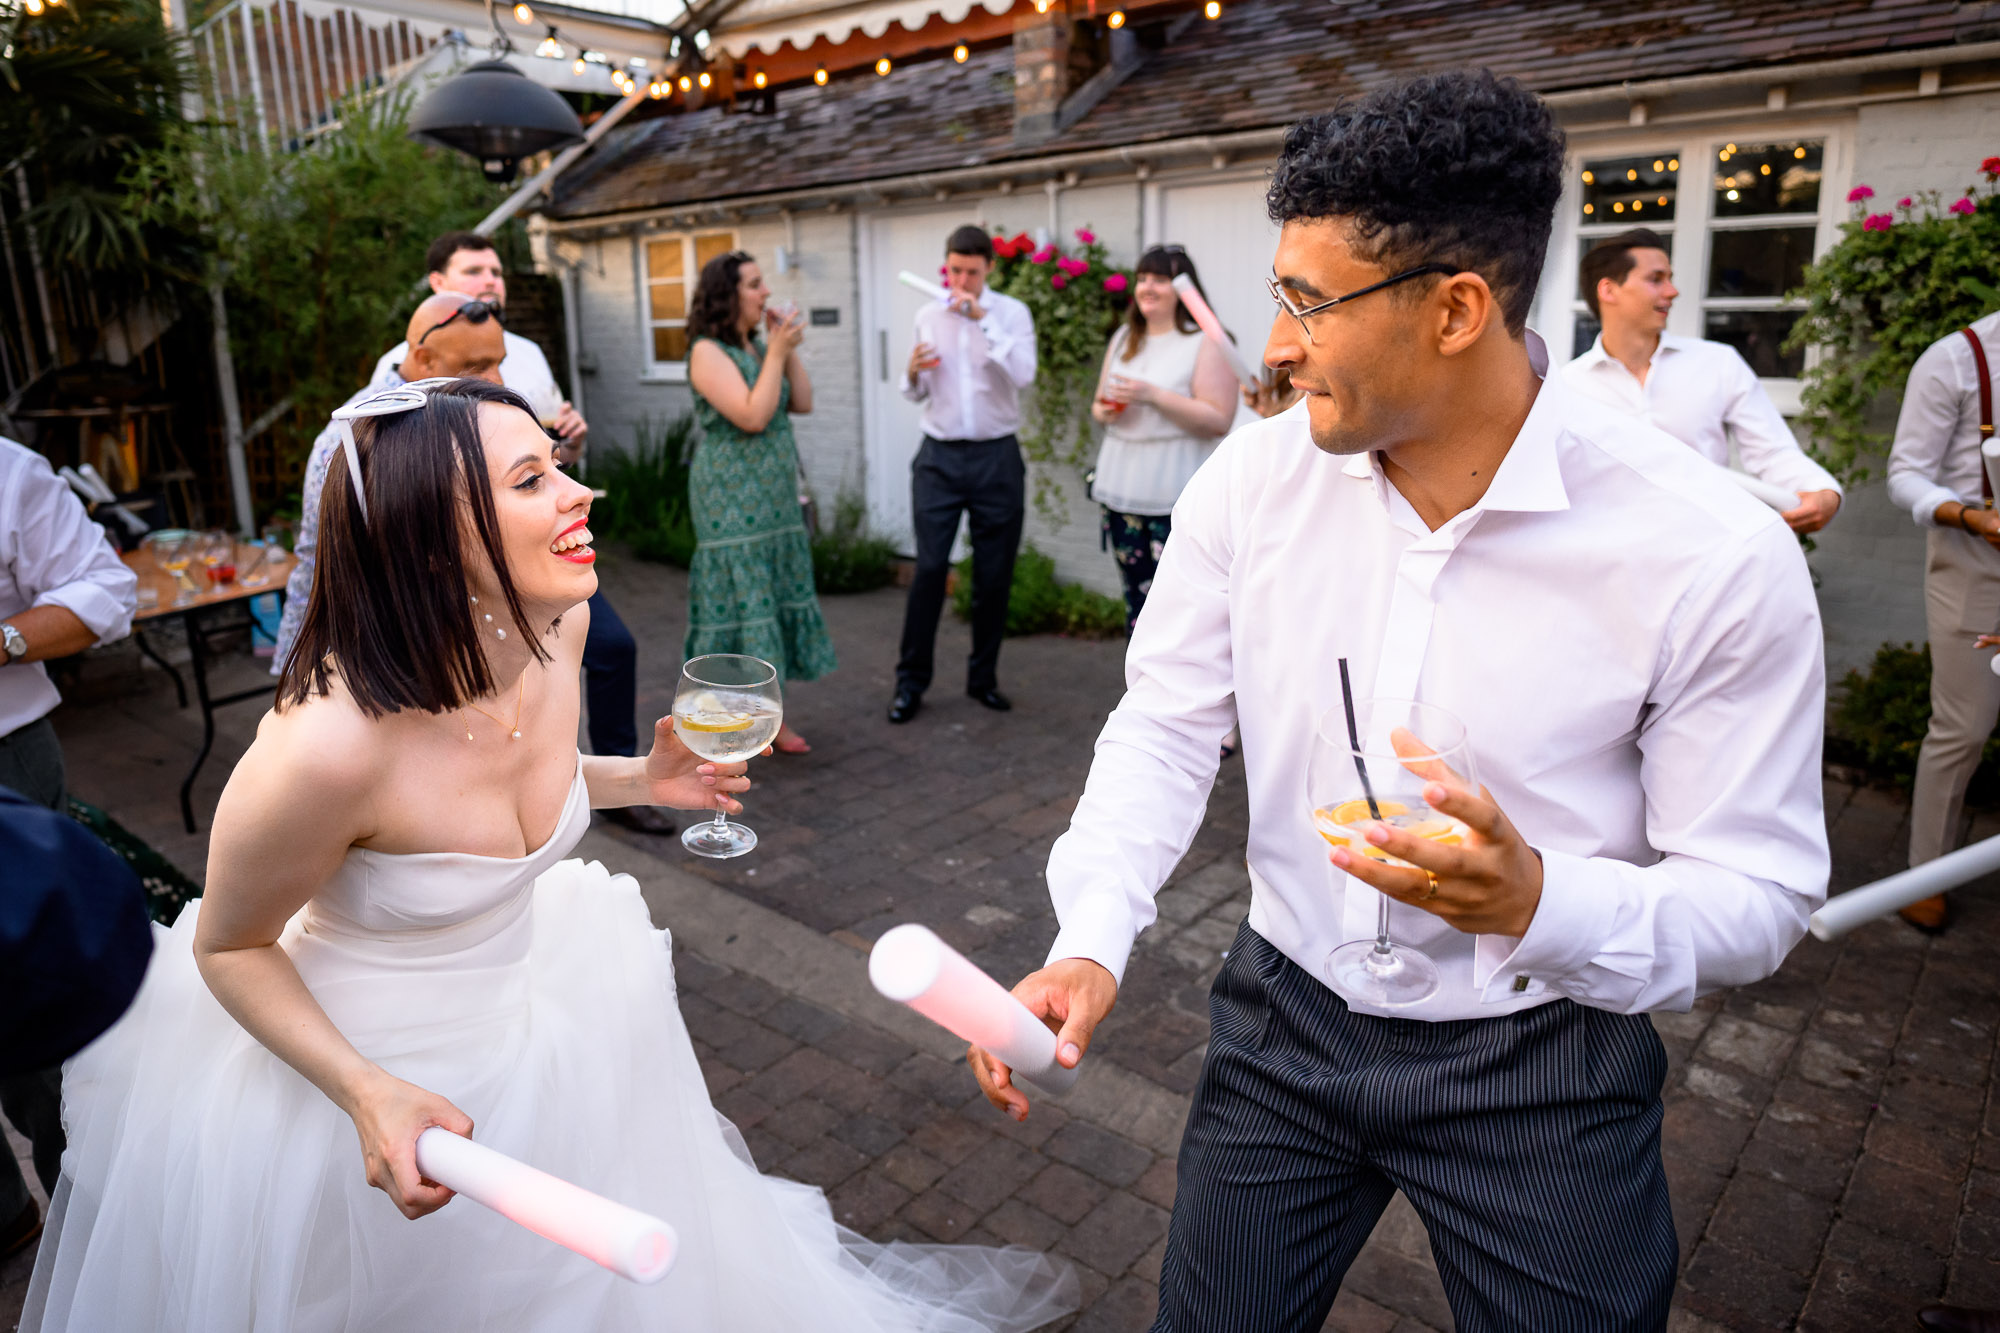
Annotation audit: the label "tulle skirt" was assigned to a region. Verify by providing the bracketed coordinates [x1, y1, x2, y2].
[24, 858, 1077, 1332]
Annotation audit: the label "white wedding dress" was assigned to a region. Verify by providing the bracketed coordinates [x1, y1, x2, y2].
[25, 762, 1077, 1332]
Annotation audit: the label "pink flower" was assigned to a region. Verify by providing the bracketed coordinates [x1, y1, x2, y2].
[1056, 256, 1088, 278]
[1074, 228, 1096, 244]
[1984, 156, 2000, 179]
[1050, 273, 1067, 290]
[1861, 213, 1893, 232]
[1951, 195, 1978, 216]
[1103, 273, 1128, 294]
[1029, 246, 1055, 265]
[939, 265, 949, 276]
[1898, 197, 1914, 209]
[1847, 185, 1875, 203]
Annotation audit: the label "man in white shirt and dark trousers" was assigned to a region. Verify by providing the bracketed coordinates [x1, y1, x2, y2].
[889, 225, 1036, 724]
[1562, 227, 1843, 534]
[968, 72, 1828, 1331]
[0, 436, 139, 1257]
[1884, 311, 2000, 934]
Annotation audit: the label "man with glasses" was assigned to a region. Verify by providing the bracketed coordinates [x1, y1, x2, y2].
[1561, 228, 1842, 534]
[969, 70, 1827, 1331]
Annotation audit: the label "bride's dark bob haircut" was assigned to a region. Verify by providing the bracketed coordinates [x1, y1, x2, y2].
[277, 378, 552, 718]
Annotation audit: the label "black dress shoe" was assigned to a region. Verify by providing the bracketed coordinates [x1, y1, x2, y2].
[1919, 1306, 2000, 1333]
[967, 688, 1012, 712]
[600, 805, 678, 836]
[0, 1199, 40, 1261]
[888, 690, 923, 724]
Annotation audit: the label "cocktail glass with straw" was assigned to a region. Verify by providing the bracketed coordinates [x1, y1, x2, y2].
[1306, 661, 1476, 1007]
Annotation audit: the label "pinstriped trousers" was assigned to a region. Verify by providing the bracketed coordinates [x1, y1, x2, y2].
[1152, 925, 1676, 1333]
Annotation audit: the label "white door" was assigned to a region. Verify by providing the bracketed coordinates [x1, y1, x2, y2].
[860, 205, 979, 553]
[1147, 176, 1284, 371]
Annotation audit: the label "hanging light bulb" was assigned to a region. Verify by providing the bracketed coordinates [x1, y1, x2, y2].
[1652, 159, 1664, 172]
[1580, 170, 1594, 184]
[875, 55, 892, 76]
[1108, 11, 1125, 28]
[513, 2, 533, 23]
[1668, 157, 1679, 170]
[650, 79, 666, 98]
[813, 65, 828, 85]
[1204, 0, 1221, 17]
[1034, 0, 1051, 11]
[697, 70, 711, 89]
[1583, 203, 1595, 215]
[676, 74, 691, 91]
[573, 56, 585, 73]
[1794, 145, 1807, 159]
[535, 30, 564, 59]
[752, 69, 768, 88]
[24, 0, 43, 13]
[953, 43, 969, 62]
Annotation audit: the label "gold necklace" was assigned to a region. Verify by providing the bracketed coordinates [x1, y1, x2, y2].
[462, 672, 525, 742]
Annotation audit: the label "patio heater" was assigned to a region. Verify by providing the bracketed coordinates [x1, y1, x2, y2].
[408, 58, 585, 184]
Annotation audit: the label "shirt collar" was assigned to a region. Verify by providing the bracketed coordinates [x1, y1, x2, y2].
[1338, 376, 1571, 515]
[1582, 329, 1683, 372]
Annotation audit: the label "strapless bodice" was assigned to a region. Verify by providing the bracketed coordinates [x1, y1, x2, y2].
[295, 762, 589, 962]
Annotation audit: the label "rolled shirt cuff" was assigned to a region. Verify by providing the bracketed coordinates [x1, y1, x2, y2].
[35, 574, 137, 647]
[1912, 483, 1964, 528]
[1477, 845, 1617, 1004]
[1045, 892, 1138, 987]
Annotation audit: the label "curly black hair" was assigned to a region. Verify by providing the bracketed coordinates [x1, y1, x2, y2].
[1266, 69, 1565, 335]
[687, 249, 757, 350]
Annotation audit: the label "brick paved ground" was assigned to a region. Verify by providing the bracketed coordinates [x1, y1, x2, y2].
[8, 546, 2000, 1332]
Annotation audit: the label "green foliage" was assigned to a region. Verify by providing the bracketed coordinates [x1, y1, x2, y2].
[587, 414, 698, 567]
[810, 494, 898, 594]
[985, 228, 1133, 517]
[1788, 165, 2000, 486]
[0, 0, 203, 322]
[1828, 641, 2000, 798]
[951, 545, 1128, 640]
[124, 89, 508, 469]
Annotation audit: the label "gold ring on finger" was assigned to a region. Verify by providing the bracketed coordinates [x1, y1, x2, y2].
[1424, 871, 1440, 899]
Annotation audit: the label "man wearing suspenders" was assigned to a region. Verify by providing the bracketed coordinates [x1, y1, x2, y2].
[1886, 315, 2000, 933]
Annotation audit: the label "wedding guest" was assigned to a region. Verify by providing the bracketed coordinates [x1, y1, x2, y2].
[0, 435, 138, 1261]
[971, 70, 1827, 1330]
[1561, 227, 1842, 534]
[1089, 245, 1237, 631]
[367, 232, 671, 833]
[1884, 310, 2000, 933]
[890, 226, 1036, 725]
[685, 250, 835, 752]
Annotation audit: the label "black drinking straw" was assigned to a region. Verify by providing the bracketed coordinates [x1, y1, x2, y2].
[1336, 658, 1382, 821]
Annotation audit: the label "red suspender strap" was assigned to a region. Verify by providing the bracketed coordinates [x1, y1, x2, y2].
[1963, 327, 1994, 508]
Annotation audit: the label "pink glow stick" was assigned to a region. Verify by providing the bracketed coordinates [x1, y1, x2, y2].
[414, 1128, 677, 1284]
[1171, 273, 1260, 391]
[869, 924, 1079, 1094]
[897, 270, 952, 303]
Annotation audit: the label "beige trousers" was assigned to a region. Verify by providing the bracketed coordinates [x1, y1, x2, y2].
[1911, 526, 2000, 865]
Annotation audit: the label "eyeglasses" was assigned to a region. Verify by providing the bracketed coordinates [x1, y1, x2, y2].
[1266, 263, 1459, 343]
[416, 299, 504, 345]
[328, 377, 458, 525]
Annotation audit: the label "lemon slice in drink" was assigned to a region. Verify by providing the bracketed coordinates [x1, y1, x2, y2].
[677, 711, 755, 733]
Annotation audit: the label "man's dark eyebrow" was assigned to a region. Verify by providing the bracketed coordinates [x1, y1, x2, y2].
[1275, 272, 1327, 300]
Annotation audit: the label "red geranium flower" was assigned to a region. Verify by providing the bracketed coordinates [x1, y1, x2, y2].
[993, 239, 1019, 259]
[1861, 213, 1893, 232]
[1050, 273, 1067, 290]
[1010, 232, 1033, 251]
[1056, 257, 1088, 278]
[1103, 273, 1129, 293]
[1983, 156, 2000, 180]
[1030, 247, 1055, 265]
[1074, 228, 1096, 245]
[1951, 196, 1978, 216]
[1847, 185, 1875, 203]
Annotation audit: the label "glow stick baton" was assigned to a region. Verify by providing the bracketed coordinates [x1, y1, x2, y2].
[1809, 832, 2000, 939]
[1171, 273, 1260, 392]
[897, 270, 951, 303]
[1725, 469, 1800, 512]
[869, 923, 1079, 1094]
[414, 1128, 677, 1284]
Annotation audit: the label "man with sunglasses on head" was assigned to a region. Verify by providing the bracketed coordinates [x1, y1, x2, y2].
[968, 71, 1827, 1332]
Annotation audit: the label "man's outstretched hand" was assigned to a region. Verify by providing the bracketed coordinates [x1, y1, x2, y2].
[967, 958, 1118, 1122]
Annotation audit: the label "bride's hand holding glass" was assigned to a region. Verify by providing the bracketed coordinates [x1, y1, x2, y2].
[640, 714, 763, 812]
[341, 1067, 475, 1221]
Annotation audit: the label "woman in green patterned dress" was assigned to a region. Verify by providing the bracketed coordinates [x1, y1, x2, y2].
[685, 250, 836, 752]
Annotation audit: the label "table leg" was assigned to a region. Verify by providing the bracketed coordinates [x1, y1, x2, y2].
[180, 611, 217, 835]
[134, 626, 188, 709]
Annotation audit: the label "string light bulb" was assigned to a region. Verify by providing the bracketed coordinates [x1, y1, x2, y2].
[24, 0, 43, 12]
[573, 56, 585, 74]
[512, 2, 532, 23]
[752, 69, 767, 88]
[1657, 195, 1667, 206]
[1626, 168, 1637, 181]
[875, 55, 892, 76]
[677, 74, 691, 91]
[1668, 157, 1679, 170]
[535, 31, 563, 59]
[1725, 143, 1737, 153]
[1204, 1, 1221, 17]
[813, 64, 828, 85]
[1632, 200, 1643, 211]
[649, 79, 666, 98]
[697, 70, 711, 89]
[1760, 162, 1771, 175]
[1107, 10, 1125, 27]
[1034, 0, 1051, 10]
[1613, 202, 1625, 213]
[1793, 145, 1807, 159]
[1652, 159, 1664, 172]
[952, 44, 969, 62]
[1583, 203, 1595, 215]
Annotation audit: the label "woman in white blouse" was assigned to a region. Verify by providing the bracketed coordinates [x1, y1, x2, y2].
[1089, 246, 1239, 632]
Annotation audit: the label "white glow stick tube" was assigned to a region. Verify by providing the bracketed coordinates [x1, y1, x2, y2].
[897, 270, 951, 303]
[1809, 832, 2000, 940]
[413, 1128, 677, 1284]
[1171, 273, 1260, 391]
[1725, 469, 1800, 512]
[869, 923, 1079, 1094]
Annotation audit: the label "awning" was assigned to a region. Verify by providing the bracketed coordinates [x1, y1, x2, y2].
[708, 0, 1011, 57]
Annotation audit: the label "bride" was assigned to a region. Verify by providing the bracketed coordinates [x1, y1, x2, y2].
[25, 378, 1075, 1332]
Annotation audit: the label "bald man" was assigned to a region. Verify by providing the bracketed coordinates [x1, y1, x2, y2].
[270, 293, 505, 674]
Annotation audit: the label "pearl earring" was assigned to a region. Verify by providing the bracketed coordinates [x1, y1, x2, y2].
[470, 594, 506, 640]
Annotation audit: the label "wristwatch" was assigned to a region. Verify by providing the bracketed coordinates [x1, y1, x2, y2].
[0, 621, 25, 666]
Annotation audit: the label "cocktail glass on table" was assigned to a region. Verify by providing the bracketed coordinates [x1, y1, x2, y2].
[1307, 681, 1476, 1008]
[672, 654, 781, 859]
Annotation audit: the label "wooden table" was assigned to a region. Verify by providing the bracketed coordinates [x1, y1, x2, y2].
[122, 541, 289, 833]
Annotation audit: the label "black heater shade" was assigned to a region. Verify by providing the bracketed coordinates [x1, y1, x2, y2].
[408, 59, 585, 184]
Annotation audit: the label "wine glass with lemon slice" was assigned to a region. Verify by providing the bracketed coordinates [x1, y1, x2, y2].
[1306, 696, 1476, 1008]
[673, 654, 782, 858]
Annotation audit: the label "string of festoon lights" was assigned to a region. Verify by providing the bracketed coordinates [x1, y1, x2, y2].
[16, 0, 66, 19]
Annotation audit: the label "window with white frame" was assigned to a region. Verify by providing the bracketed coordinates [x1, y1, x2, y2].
[1555, 128, 1839, 388]
[641, 229, 738, 374]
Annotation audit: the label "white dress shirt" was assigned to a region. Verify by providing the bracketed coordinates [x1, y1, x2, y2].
[370, 329, 560, 414]
[902, 287, 1036, 441]
[271, 362, 407, 674]
[0, 438, 138, 737]
[1886, 312, 2000, 527]
[1044, 378, 1829, 1022]
[1562, 332, 1841, 498]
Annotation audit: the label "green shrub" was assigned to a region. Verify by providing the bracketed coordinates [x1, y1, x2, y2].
[1828, 641, 2000, 800]
[811, 494, 899, 594]
[588, 414, 698, 567]
[951, 545, 1128, 640]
